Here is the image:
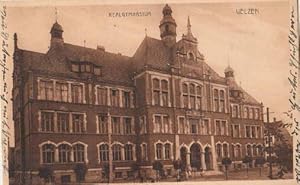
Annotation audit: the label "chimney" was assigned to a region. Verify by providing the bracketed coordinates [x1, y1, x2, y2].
[97, 45, 105, 52]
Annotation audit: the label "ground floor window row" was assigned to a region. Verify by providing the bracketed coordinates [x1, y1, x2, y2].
[39, 141, 141, 164]
[215, 142, 264, 160]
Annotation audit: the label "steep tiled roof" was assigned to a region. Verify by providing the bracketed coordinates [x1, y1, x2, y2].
[132, 36, 173, 72]
[227, 79, 260, 105]
[133, 36, 226, 83]
[18, 43, 133, 85]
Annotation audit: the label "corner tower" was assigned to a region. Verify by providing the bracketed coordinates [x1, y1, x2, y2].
[159, 4, 177, 47]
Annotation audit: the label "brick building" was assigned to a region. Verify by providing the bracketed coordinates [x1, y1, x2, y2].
[13, 4, 265, 184]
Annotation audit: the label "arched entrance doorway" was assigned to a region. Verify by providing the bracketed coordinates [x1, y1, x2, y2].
[205, 147, 212, 170]
[190, 143, 201, 170]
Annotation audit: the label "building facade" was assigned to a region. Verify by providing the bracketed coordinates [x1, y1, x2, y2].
[13, 4, 265, 184]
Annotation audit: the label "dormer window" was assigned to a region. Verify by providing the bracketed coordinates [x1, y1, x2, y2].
[71, 61, 102, 76]
[94, 66, 101, 76]
[71, 63, 80, 72]
[187, 52, 195, 61]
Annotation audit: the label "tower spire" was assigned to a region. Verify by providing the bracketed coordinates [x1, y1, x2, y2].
[182, 16, 197, 43]
[187, 16, 191, 33]
[55, 7, 58, 22]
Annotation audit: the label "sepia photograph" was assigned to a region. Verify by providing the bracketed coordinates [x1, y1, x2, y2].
[0, 0, 298, 185]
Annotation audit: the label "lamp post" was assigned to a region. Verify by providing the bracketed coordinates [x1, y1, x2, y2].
[266, 107, 273, 179]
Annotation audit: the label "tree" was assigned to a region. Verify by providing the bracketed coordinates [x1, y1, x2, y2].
[152, 161, 163, 181]
[274, 142, 293, 172]
[38, 166, 53, 185]
[131, 162, 140, 179]
[73, 163, 88, 183]
[242, 156, 253, 178]
[101, 163, 115, 182]
[173, 159, 183, 181]
[221, 157, 232, 180]
[255, 157, 266, 176]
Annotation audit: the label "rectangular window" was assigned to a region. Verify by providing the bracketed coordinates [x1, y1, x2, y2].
[122, 91, 131, 108]
[214, 89, 219, 112]
[183, 95, 189, 108]
[97, 87, 107, 105]
[232, 105, 238, 118]
[190, 96, 196, 109]
[57, 113, 69, 133]
[163, 116, 170, 133]
[246, 126, 251, 138]
[141, 144, 147, 160]
[56, 82, 68, 102]
[41, 112, 54, 132]
[216, 120, 221, 135]
[112, 117, 121, 134]
[202, 119, 209, 135]
[234, 125, 239, 137]
[190, 119, 198, 134]
[98, 115, 107, 134]
[252, 126, 256, 138]
[140, 116, 146, 134]
[154, 116, 162, 133]
[162, 92, 168, 107]
[124, 117, 132, 134]
[71, 84, 83, 103]
[111, 89, 119, 107]
[179, 117, 185, 134]
[39, 80, 54, 100]
[72, 114, 84, 133]
[153, 90, 160, 106]
[221, 121, 227, 135]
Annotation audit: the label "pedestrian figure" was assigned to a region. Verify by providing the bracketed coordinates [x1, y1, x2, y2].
[277, 166, 284, 179]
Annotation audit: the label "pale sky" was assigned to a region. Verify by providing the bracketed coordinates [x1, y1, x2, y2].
[6, 1, 290, 146]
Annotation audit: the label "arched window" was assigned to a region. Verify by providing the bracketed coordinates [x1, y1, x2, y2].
[58, 144, 71, 163]
[188, 52, 195, 61]
[165, 143, 171, 160]
[216, 144, 222, 159]
[236, 145, 241, 158]
[223, 144, 228, 157]
[124, 144, 133, 161]
[253, 145, 257, 156]
[112, 144, 122, 161]
[246, 145, 252, 156]
[42, 144, 55, 163]
[141, 143, 148, 160]
[231, 145, 235, 158]
[73, 144, 85, 162]
[99, 144, 109, 161]
[257, 145, 263, 156]
[156, 143, 163, 160]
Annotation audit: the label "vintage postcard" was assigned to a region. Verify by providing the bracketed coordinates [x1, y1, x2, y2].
[0, 0, 298, 185]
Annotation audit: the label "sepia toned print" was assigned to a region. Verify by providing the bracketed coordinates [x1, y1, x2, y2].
[3, 1, 297, 185]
